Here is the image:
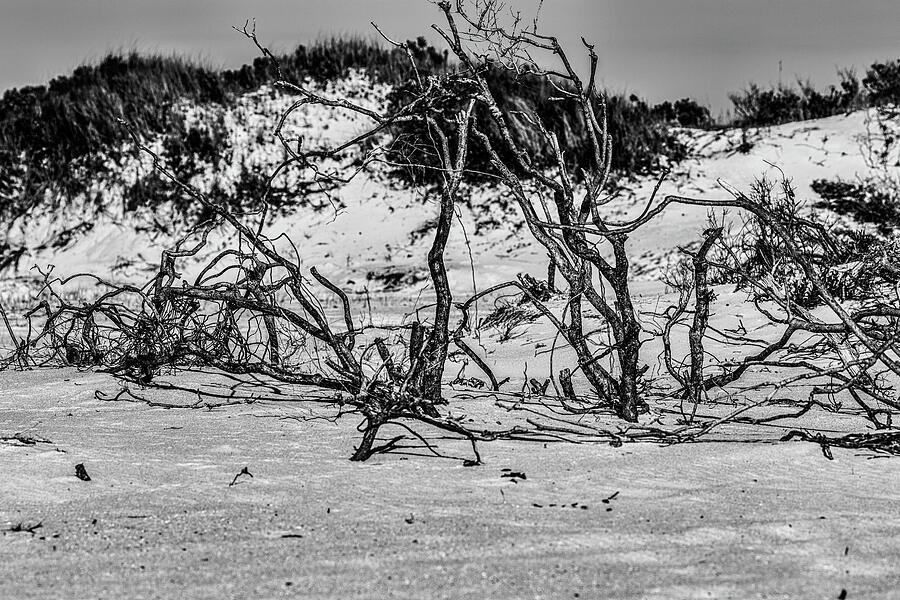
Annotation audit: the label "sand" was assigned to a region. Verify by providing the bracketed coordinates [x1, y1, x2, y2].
[2, 368, 898, 599]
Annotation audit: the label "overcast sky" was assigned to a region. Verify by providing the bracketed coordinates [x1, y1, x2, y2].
[2, 0, 898, 114]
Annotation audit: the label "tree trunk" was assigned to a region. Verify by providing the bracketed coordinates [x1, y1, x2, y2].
[350, 420, 382, 462]
[616, 346, 642, 422]
[262, 314, 281, 366]
[610, 268, 646, 423]
[547, 253, 557, 292]
[686, 227, 722, 420]
[417, 187, 456, 402]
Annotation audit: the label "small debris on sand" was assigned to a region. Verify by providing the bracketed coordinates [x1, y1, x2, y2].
[501, 470, 527, 482]
[74, 463, 91, 481]
[7, 521, 43, 535]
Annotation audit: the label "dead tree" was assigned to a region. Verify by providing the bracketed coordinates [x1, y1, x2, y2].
[6, 22, 492, 462]
[429, 1, 665, 421]
[662, 227, 722, 423]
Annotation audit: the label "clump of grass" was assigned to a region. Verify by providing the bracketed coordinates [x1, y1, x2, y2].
[480, 274, 551, 343]
[481, 300, 541, 343]
[603, 93, 689, 175]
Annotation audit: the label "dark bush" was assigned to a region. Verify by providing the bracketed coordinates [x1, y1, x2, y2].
[124, 172, 168, 214]
[864, 59, 900, 106]
[604, 93, 687, 175]
[160, 114, 233, 182]
[276, 36, 447, 85]
[652, 98, 713, 129]
[728, 70, 863, 127]
[232, 166, 291, 210]
[811, 177, 900, 236]
[729, 83, 800, 127]
[675, 98, 713, 128]
[387, 67, 683, 184]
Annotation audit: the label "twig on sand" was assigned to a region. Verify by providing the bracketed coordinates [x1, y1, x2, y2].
[229, 466, 254, 487]
[0, 432, 53, 446]
[781, 430, 900, 460]
[6, 521, 43, 535]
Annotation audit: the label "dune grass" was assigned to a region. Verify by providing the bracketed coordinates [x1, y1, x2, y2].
[0, 38, 443, 221]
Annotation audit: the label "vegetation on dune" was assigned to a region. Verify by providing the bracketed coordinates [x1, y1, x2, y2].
[862, 58, 900, 107]
[811, 177, 900, 236]
[0, 36, 442, 167]
[0, 36, 700, 224]
[1, 33, 898, 226]
[649, 97, 713, 129]
[1, 53, 227, 217]
[6, 32, 895, 229]
[0, 38, 449, 223]
[711, 175, 900, 308]
[386, 66, 687, 185]
[728, 58, 900, 127]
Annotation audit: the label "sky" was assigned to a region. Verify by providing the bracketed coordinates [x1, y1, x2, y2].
[1, 0, 898, 115]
